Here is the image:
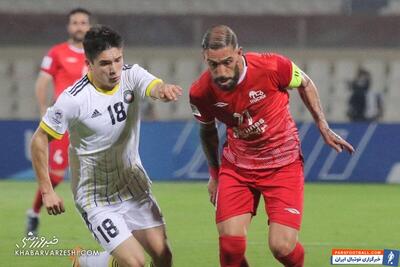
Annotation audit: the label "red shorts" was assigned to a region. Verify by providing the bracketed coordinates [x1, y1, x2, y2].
[48, 133, 69, 171]
[216, 156, 304, 230]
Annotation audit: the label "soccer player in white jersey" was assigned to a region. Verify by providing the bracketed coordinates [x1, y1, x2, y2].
[30, 25, 182, 267]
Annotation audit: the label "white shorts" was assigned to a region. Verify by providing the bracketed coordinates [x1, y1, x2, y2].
[80, 194, 165, 253]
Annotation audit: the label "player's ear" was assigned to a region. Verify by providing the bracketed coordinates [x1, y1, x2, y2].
[85, 59, 92, 70]
[202, 49, 208, 61]
[237, 47, 243, 56]
[66, 19, 73, 35]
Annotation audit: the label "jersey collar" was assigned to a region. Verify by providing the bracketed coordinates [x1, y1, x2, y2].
[87, 72, 120, 95]
[68, 43, 85, 54]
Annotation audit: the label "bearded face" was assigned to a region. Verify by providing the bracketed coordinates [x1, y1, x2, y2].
[68, 13, 90, 43]
[204, 46, 243, 91]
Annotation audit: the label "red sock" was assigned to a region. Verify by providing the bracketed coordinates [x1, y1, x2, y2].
[219, 236, 249, 267]
[32, 173, 63, 214]
[276, 242, 304, 267]
[32, 189, 43, 214]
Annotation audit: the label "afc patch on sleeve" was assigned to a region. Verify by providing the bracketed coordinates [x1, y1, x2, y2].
[49, 108, 64, 132]
[41, 56, 53, 70]
[190, 104, 201, 117]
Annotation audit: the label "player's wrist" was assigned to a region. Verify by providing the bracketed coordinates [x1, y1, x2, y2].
[208, 166, 219, 181]
[40, 184, 55, 195]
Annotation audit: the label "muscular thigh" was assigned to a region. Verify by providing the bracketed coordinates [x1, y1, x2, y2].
[133, 225, 169, 257]
[257, 158, 304, 230]
[216, 161, 260, 224]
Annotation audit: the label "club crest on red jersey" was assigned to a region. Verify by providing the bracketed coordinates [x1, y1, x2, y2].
[249, 90, 266, 103]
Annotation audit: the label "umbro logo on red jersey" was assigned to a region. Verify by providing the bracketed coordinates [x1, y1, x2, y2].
[284, 208, 301, 215]
[214, 102, 229, 107]
[91, 109, 102, 118]
[66, 57, 78, 63]
[249, 90, 266, 103]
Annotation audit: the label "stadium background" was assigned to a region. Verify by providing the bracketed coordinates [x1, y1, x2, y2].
[0, 1, 399, 266]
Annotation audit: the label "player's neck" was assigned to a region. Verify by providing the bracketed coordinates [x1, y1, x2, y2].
[68, 39, 84, 49]
[88, 71, 119, 94]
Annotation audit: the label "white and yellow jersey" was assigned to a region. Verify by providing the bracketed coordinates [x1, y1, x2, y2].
[40, 64, 162, 211]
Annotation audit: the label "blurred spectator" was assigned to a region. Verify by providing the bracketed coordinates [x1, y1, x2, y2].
[347, 68, 371, 121]
[347, 68, 383, 121]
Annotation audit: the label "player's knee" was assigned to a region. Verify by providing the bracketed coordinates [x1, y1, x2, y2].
[269, 238, 296, 258]
[219, 236, 247, 255]
[119, 255, 146, 267]
[151, 246, 173, 267]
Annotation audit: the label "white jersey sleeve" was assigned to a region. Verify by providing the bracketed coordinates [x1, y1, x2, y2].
[40, 92, 79, 140]
[125, 64, 162, 98]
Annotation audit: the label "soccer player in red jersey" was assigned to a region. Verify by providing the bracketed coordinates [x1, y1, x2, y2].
[26, 8, 91, 236]
[190, 25, 355, 267]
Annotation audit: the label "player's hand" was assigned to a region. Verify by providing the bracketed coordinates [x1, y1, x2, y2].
[42, 191, 65, 215]
[207, 178, 218, 206]
[158, 84, 183, 102]
[319, 126, 355, 154]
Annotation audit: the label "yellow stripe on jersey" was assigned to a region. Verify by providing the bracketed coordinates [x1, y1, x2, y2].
[87, 72, 120, 95]
[288, 62, 303, 88]
[39, 121, 63, 140]
[145, 79, 163, 97]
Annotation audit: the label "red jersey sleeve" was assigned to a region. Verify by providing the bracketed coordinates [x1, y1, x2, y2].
[262, 53, 294, 89]
[189, 81, 215, 124]
[40, 46, 59, 77]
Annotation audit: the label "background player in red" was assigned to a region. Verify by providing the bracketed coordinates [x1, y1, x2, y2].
[190, 25, 355, 267]
[26, 8, 92, 236]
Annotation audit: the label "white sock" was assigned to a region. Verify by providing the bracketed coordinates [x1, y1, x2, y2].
[27, 209, 39, 217]
[79, 251, 118, 267]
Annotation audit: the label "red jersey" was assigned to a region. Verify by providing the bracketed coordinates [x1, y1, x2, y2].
[40, 42, 87, 99]
[190, 52, 302, 169]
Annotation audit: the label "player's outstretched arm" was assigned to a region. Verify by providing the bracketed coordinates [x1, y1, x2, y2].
[297, 72, 355, 154]
[149, 83, 183, 102]
[31, 127, 65, 215]
[199, 122, 220, 205]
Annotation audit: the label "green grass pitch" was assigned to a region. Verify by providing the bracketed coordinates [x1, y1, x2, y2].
[0, 180, 399, 267]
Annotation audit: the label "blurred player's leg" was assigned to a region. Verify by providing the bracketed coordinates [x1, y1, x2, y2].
[132, 225, 172, 267]
[25, 209, 39, 236]
[26, 135, 68, 235]
[26, 172, 64, 236]
[217, 214, 251, 267]
[32, 172, 64, 213]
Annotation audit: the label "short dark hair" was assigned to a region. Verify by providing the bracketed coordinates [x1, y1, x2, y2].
[83, 25, 123, 62]
[201, 25, 238, 50]
[68, 8, 91, 21]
